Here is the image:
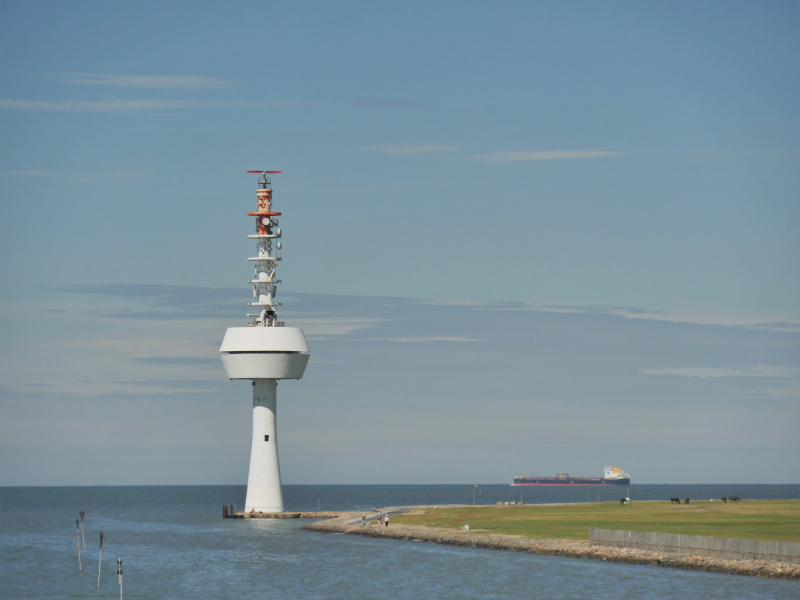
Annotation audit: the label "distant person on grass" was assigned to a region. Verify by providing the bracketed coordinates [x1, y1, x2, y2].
[384, 515, 389, 528]
[361, 514, 366, 528]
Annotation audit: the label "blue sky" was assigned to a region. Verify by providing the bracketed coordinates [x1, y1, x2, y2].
[1, 1, 798, 485]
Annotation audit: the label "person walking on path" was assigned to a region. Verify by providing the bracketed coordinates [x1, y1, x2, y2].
[361, 514, 366, 528]
[384, 515, 389, 528]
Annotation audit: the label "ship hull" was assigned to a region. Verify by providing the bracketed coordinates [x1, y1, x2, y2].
[512, 478, 630, 486]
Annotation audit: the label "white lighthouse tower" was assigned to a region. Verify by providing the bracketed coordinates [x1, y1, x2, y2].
[219, 170, 310, 513]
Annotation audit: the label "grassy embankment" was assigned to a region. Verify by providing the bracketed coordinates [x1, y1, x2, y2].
[390, 500, 800, 543]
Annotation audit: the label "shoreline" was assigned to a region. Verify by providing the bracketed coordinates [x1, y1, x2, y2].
[302, 510, 800, 581]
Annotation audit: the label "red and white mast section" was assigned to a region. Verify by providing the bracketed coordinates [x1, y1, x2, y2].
[219, 171, 310, 514]
[246, 170, 283, 327]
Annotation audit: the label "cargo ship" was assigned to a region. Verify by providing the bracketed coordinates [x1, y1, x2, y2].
[512, 465, 630, 486]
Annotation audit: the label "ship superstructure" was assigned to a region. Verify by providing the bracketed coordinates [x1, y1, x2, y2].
[219, 170, 310, 513]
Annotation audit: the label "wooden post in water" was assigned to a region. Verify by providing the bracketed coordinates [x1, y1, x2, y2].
[117, 559, 123, 600]
[97, 532, 103, 590]
[75, 519, 82, 573]
[79, 511, 85, 549]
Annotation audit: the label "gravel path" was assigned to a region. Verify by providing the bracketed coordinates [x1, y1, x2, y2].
[302, 511, 800, 581]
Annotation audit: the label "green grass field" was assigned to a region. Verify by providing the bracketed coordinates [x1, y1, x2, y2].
[391, 500, 800, 543]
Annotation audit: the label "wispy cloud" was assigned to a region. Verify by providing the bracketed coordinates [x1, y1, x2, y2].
[354, 336, 478, 343]
[347, 98, 423, 109]
[542, 304, 665, 316]
[1, 99, 200, 111]
[71, 171, 155, 183]
[131, 357, 221, 367]
[641, 366, 800, 379]
[3, 170, 59, 177]
[51, 284, 242, 321]
[367, 144, 458, 155]
[623, 311, 800, 331]
[643, 366, 800, 399]
[472, 150, 623, 162]
[1, 95, 421, 113]
[535, 304, 799, 331]
[6, 379, 223, 397]
[4, 170, 154, 183]
[50, 285, 800, 332]
[291, 317, 387, 337]
[53, 72, 233, 89]
[747, 322, 800, 334]
[0, 99, 276, 112]
[309, 359, 356, 364]
[66, 381, 222, 396]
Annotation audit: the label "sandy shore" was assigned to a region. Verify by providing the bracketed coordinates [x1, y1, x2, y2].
[302, 510, 800, 581]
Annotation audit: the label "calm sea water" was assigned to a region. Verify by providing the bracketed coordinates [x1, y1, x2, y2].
[1, 485, 797, 600]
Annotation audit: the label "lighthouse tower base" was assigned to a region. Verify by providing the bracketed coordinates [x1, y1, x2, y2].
[245, 378, 283, 513]
[219, 326, 309, 515]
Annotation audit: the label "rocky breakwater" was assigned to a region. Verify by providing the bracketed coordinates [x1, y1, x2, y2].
[302, 512, 800, 580]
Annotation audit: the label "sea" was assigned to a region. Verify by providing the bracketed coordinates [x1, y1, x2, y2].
[1, 484, 797, 599]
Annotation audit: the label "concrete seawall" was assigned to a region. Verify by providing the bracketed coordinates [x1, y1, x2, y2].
[590, 529, 800, 564]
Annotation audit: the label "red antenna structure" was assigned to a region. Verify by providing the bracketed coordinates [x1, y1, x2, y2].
[247, 170, 282, 235]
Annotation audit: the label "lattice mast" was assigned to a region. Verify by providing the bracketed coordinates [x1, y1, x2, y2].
[246, 170, 283, 327]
